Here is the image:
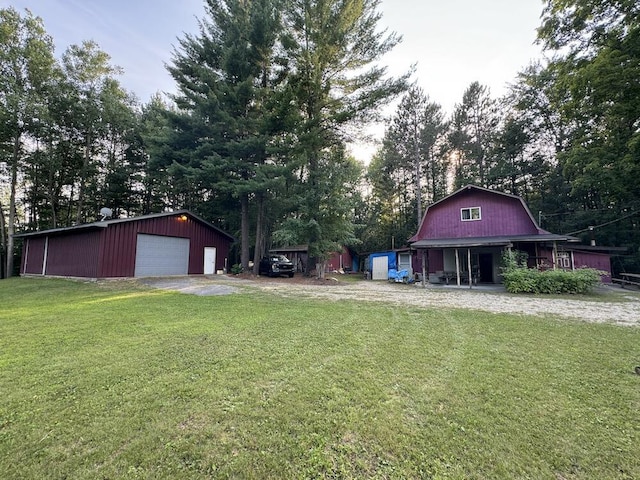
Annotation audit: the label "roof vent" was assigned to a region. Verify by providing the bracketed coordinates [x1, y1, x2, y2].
[99, 207, 113, 221]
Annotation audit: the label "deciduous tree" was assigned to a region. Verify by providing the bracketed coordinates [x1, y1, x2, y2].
[0, 7, 55, 276]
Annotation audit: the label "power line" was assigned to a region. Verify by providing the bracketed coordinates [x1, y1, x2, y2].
[564, 210, 640, 236]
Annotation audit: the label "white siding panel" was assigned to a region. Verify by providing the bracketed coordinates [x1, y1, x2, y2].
[135, 234, 190, 277]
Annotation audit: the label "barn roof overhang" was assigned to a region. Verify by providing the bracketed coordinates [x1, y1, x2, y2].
[410, 234, 579, 249]
[12, 223, 108, 238]
[12, 210, 236, 242]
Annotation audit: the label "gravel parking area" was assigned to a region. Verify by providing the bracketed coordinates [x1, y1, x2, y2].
[140, 275, 640, 327]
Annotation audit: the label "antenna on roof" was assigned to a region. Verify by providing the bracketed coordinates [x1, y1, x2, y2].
[99, 207, 113, 221]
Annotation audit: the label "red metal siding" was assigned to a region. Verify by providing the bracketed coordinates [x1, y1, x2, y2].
[417, 189, 538, 240]
[98, 222, 137, 277]
[573, 251, 612, 282]
[22, 237, 46, 275]
[429, 249, 444, 273]
[45, 231, 101, 277]
[328, 247, 352, 271]
[410, 250, 444, 275]
[98, 214, 232, 277]
[182, 219, 232, 274]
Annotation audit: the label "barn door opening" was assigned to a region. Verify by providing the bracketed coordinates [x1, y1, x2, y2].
[478, 253, 493, 283]
[134, 234, 189, 277]
[204, 247, 217, 275]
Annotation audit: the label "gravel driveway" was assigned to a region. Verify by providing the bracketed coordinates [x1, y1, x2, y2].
[139, 275, 640, 327]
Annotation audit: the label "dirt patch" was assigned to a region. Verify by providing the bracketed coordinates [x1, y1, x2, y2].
[139, 275, 640, 327]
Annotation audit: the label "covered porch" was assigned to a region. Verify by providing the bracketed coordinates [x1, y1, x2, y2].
[411, 234, 578, 288]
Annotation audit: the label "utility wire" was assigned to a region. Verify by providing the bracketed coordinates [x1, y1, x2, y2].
[564, 210, 640, 236]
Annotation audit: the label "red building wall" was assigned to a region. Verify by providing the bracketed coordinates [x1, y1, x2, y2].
[22, 237, 46, 275]
[328, 247, 352, 271]
[46, 231, 101, 277]
[98, 214, 232, 277]
[417, 189, 539, 240]
[19, 212, 233, 278]
[572, 251, 612, 282]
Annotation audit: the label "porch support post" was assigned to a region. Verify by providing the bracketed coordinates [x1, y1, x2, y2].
[455, 248, 461, 286]
[421, 249, 427, 288]
[552, 241, 558, 270]
[467, 248, 472, 289]
[570, 250, 575, 271]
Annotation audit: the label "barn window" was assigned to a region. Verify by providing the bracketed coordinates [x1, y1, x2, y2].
[461, 207, 481, 221]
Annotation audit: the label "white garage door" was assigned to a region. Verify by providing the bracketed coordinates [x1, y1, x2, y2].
[134, 234, 190, 277]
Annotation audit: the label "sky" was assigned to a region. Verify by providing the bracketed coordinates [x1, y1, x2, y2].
[3, 0, 547, 161]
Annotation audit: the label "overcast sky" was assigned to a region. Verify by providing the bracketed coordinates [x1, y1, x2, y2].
[3, 0, 546, 160]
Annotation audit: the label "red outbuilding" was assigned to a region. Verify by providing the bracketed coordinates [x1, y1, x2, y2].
[14, 210, 235, 279]
[409, 185, 615, 284]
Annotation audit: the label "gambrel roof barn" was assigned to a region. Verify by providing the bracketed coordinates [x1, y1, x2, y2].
[409, 185, 612, 284]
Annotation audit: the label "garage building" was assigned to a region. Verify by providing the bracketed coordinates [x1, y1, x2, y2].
[14, 210, 235, 278]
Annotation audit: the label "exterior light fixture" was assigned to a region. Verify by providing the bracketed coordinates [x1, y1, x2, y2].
[178, 214, 188, 222]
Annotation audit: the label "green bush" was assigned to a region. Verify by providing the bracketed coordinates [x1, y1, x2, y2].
[230, 263, 243, 275]
[501, 250, 602, 294]
[502, 266, 602, 294]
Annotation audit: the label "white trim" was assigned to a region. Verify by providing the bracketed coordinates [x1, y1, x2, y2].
[42, 236, 49, 275]
[23, 238, 30, 274]
[461, 206, 481, 222]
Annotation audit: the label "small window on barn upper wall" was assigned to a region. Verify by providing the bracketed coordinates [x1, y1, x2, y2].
[461, 207, 481, 221]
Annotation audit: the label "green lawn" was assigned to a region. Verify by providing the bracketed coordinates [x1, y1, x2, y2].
[1, 277, 639, 479]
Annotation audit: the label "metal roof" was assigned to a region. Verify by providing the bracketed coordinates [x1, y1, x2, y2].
[12, 210, 236, 241]
[410, 233, 579, 249]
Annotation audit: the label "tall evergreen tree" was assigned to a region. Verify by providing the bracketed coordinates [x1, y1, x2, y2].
[449, 82, 498, 189]
[370, 87, 449, 244]
[168, 0, 285, 272]
[385, 86, 428, 225]
[278, 0, 409, 276]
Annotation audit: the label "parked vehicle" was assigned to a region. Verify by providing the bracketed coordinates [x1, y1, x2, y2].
[259, 255, 295, 278]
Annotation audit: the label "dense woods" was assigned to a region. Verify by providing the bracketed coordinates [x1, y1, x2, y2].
[1, 0, 639, 278]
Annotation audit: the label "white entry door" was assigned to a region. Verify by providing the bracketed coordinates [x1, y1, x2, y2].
[204, 247, 217, 274]
[372, 256, 389, 280]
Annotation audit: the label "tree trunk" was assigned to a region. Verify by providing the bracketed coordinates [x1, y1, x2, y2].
[0, 195, 7, 279]
[304, 255, 315, 277]
[240, 193, 250, 272]
[252, 193, 266, 275]
[6, 134, 20, 278]
[316, 260, 326, 280]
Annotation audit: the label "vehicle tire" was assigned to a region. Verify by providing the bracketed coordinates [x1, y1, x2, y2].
[288, 273, 294, 278]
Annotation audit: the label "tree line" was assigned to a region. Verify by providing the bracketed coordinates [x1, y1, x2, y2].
[365, 0, 639, 274]
[1, 0, 638, 279]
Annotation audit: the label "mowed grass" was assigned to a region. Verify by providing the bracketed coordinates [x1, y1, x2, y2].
[1, 278, 639, 479]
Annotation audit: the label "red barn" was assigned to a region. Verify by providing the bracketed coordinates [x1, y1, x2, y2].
[14, 211, 235, 279]
[409, 185, 613, 284]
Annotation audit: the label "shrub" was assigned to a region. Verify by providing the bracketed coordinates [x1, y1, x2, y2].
[502, 266, 602, 294]
[230, 263, 243, 275]
[501, 250, 602, 294]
